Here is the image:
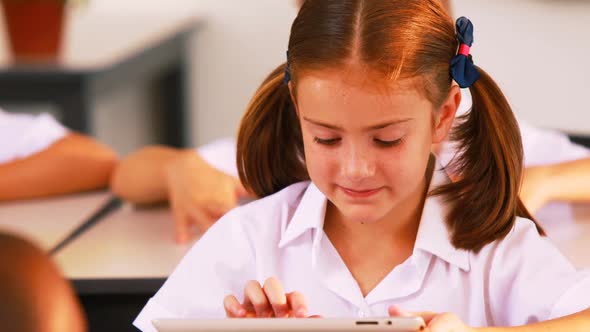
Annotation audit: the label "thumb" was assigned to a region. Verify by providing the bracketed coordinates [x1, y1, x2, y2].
[388, 305, 438, 325]
[388, 305, 412, 317]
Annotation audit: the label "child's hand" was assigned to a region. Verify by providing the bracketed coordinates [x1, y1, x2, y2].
[520, 165, 552, 214]
[389, 306, 476, 332]
[165, 150, 250, 243]
[224, 277, 310, 318]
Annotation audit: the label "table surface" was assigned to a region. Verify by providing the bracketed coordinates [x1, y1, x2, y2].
[54, 203, 197, 280]
[0, 191, 112, 251]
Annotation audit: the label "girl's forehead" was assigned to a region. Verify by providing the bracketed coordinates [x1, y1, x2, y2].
[295, 70, 432, 116]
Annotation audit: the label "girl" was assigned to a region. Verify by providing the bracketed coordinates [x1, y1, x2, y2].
[134, 1, 590, 331]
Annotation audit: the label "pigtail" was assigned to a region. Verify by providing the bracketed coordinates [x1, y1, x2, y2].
[237, 63, 309, 198]
[432, 67, 544, 252]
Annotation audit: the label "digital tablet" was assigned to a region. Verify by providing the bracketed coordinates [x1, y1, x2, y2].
[153, 317, 426, 332]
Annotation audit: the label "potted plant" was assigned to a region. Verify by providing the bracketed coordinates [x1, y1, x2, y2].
[1, 0, 67, 62]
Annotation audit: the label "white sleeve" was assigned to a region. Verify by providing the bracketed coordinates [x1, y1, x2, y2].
[196, 137, 238, 178]
[488, 219, 590, 326]
[519, 121, 590, 167]
[133, 208, 256, 332]
[0, 110, 68, 163]
[448, 91, 590, 168]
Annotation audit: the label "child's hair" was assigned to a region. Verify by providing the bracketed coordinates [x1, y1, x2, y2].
[237, 0, 542, 252]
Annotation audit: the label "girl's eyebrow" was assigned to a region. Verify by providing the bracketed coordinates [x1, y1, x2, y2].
[302, 116, 413, 131]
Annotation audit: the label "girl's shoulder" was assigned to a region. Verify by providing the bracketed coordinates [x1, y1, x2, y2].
[477, 216, 574, 271]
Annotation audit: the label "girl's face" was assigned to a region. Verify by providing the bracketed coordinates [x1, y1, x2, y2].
[292, 67, 458, 225]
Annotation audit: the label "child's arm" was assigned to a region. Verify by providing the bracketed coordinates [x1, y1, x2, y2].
[111, 144, 248, 243]
[520, 158, 590, 213]
[110, 145, 186, 204]
[0, 133, 117, 201]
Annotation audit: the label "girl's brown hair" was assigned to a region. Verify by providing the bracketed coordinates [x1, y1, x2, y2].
[237, 0, 542, 252]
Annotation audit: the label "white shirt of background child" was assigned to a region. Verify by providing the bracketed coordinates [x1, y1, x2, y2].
[437, 90, 590, 168]
[134, 163, 590, 332]
[0, 109, 68, 163]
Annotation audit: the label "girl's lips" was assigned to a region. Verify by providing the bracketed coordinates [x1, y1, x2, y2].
[340, 186, 382, 198]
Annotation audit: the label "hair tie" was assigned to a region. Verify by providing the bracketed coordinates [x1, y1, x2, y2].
[283, 50, 291, 84]
[450, 17, 481, 88]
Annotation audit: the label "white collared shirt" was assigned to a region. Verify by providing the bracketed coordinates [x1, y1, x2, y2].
[0, 109, 68, 163]
[134, 165, 590, 331]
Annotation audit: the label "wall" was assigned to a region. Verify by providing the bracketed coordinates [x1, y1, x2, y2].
[2, 0, 588, 151]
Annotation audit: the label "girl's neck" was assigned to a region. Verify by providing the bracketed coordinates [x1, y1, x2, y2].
[322, 161, 433, 297]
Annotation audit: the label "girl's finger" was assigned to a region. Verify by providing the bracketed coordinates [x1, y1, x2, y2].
[186, 206, 216, 233]
[388, 305, 438, 324]
[263, 277, 289, 318]
[223, 295, 246, 318]
[243, 280, 272, 317]
[286, 291, 308, 318]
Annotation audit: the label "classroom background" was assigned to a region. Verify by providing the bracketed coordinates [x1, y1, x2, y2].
[0, 1, 589, 332]
[1, 0, 588, 153]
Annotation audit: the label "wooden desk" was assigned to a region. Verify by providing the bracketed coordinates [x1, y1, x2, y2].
[0, 191, 112, 251]
[0, 11, 199, 147]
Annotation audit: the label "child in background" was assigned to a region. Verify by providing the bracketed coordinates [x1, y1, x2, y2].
[0, 109, 117, 201]
[134, 1, 589, 331]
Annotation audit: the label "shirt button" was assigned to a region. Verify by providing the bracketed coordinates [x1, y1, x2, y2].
[358, 310, 367, 318]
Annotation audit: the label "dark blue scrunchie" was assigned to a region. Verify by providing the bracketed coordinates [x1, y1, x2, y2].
[450, 17, 481, 88]
[283, 50, 291, 84]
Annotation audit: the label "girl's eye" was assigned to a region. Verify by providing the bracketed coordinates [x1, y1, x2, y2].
[374, 138, 403, 147]
[314, 137, 341, 145]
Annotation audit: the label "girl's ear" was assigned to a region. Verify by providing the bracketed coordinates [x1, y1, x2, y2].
[432, 85, 461, 144]
[288, 82, 299, 115]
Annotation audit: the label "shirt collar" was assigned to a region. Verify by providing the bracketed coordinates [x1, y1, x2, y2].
[278, 182, 326, 249]
[278, 163, 470, 272]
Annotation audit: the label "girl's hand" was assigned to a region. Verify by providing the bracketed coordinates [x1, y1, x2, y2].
[165, 150, 250, 243]
[389, 306, 476, 332]
[224, 277, 310, 318]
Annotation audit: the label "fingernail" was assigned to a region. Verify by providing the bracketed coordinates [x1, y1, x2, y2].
[233, 305, 246, 316]
[296, 309, 308, 318]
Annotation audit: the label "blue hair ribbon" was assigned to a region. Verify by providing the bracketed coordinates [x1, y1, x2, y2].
[450, 17, 481, 88]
